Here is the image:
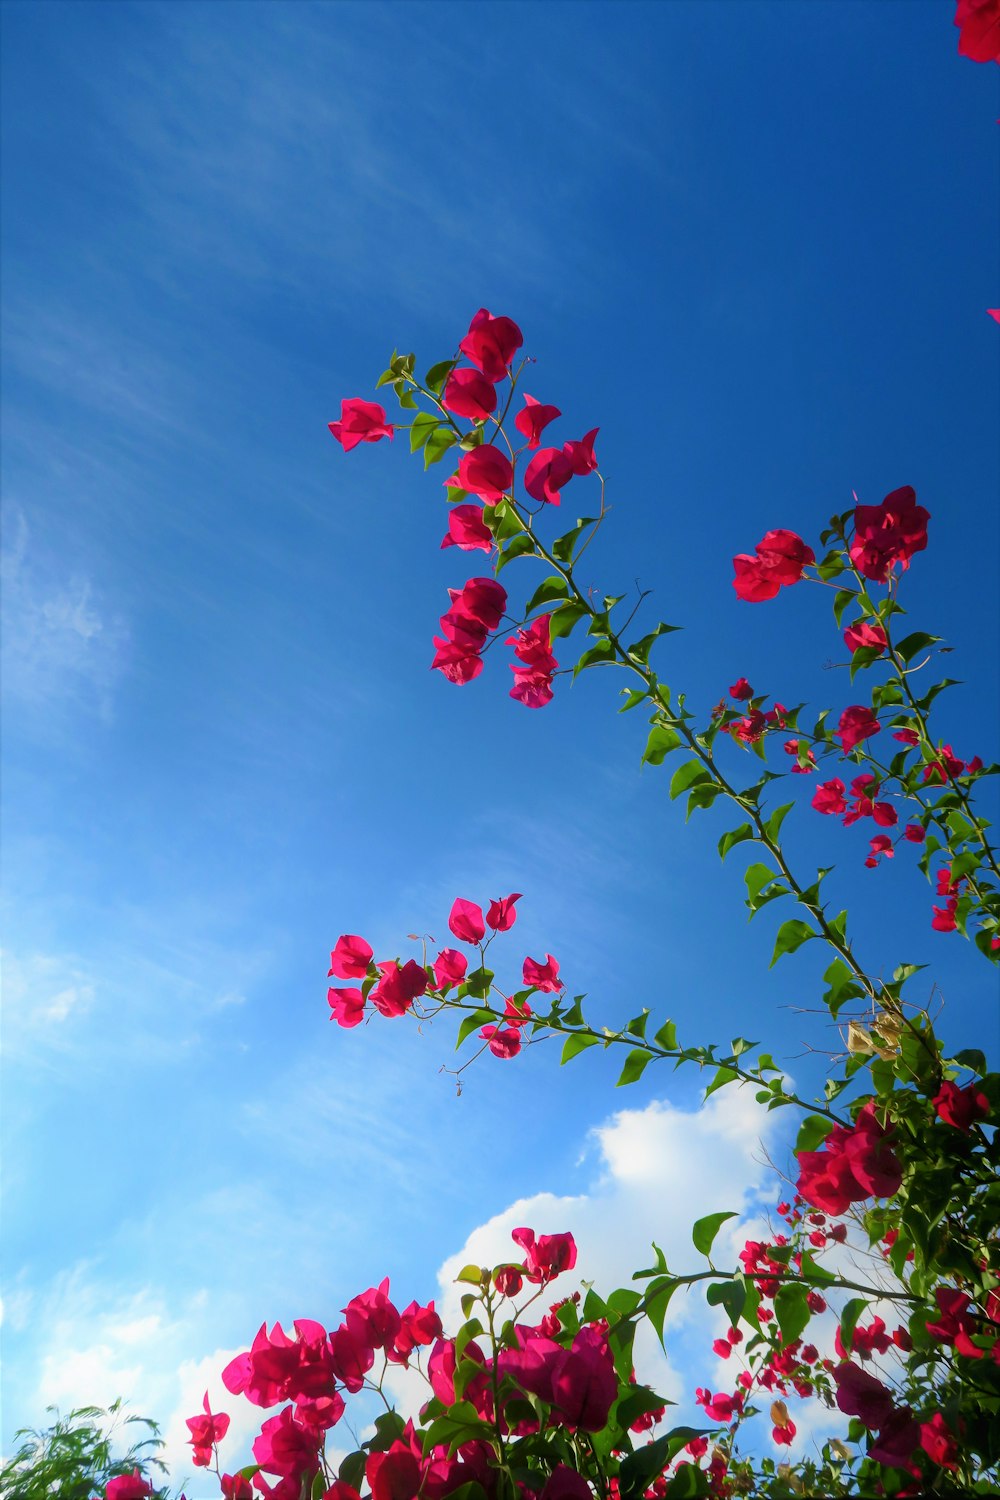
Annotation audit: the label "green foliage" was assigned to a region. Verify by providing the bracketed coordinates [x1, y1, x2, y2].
[0, 1403, 169, 1500]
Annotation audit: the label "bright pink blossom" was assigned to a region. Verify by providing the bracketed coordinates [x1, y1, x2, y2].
[869, 1405, 920, 1467]
[328, 935, 373, 979]
[221, 1477, 254, 1500]
[524, 446, 574, 506]
[253, 1405, 320, 1483]
[865, 834, 894, 868]
[449, 897, 486, 944]
[796, 1103, 901, 1213]
[933, 1079, 990, 1131]
[904, 823, 925, 843]
[955, 0, 1000, 62]
[327, 987, 365, 1027]
[370, 959, 428, 1017]
[511, 1226, 577, 1283]
[441, 504, 494, 553]
[442, 577, 507, 636]
[515, 394, 561, 448]
[432, 948, 468, 989]
[562, 428, 599, 475]
[480, 1023, 521, 1058]
[510, 614, 558, 708]
[812, 779, 847, 816]
[328, 399, 393, 452]
[104, 1476, 154, 1500]
[390, 1300, 442, 1363]
[838, 705, 881, 753]
[523, 953, 563, 992]
[457, 446, 513, 503]
[459, 308, 523, 382]
[430, 635, 483, 685]
[850, 485, 929, 581]
[729, 677, 753, 700]
[695, 1387, 741, 1423]
[921, 1412, 961, 1470]
[345, 1279, 401, 1351]
[486, 893, 522, 931]
[843, 620, 888, 654]
[442, 367, 497, 421]
[366, 1439, 423, 1500]
[833, 1362, 894, 1428]
[732, 530, 815, 602]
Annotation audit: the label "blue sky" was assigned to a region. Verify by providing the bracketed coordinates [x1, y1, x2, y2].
[1, 0, 997, 1487]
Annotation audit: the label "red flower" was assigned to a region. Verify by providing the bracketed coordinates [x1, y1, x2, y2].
[954, 0, 1000, 62]
[865, 834, 894, 867]
[328, 398, 394, 451]
[511, 1226, 577, 1283]
[510, 614, 558, 708]
[328, 934, 373, 979]
[843, 620, 888, 654]
[327, 987, 365, 1028]
[933, 1079, 990, 1131]
[523, 953, 563, 992]
[562, 428, 599, 475]
[733, 530, 815, 602]
[457, 446, 513, 502]
[850, 486, 929, 581]
[459, 308, 524, 382]
[729, 677, 753, 699]
[486, 893, 522, 931]
[903, 823, 925, 843]
[868, 1405, 920, 1467]
[515, 394, 561, 448]
[221, 1477, 254, 1500]
[104, 1476, 154, 1500]
[252, 1406, 321, 1483]
[833, 1362, 894, 1428]
[449, 898, 486, 944]
[370, 959, 428, 1017]
[838, 705, 881, 753]
[921, 1413, 960, 1471]
[441, 503, 494, 553]
[442, 367, 497, 420]
[432, 948, 468, 989]
[812, 779, 847, 815]
[797, 1104, 901, 1213]
[524, 446, 574, 506]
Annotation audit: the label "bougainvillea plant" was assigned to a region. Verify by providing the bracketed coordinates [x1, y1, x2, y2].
[65, 9, 1000, 1500]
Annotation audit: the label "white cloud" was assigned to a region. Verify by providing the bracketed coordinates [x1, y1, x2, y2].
[1, 949, 95, 1054]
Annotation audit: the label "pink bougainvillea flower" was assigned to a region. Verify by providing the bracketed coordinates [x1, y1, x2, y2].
[733, 529, 815, 602]
[729, 709, 766, 744]
[522, 953, 563, 992]
[486, 893, 522, 931]
[221, 1476, 254, 1500]
[921, 1412, 961, 1471]
[440, 503, 494, 553]
[480, 1022, 521, 1058]
[539, 1465, 593, 1500]
[865, 834, 894, 868]
[449, 897, 486, 945]
[562, 427, 599, 475]
[442, 367, 497, 421]
[695, 1387, 741, 1423]
[511, 1226, 578, 1283]
[457, 445, 513, 502]
[105, 1475, 154, 1500]
[933, 1078, 990, 1131]
[430, 635, 484, 685]
[389, 1300, 443, 1364]
[366, 1440, 423, 1500]
[783, 738, 816, 773]
[328, 934, 373, 979]
[327, 986, 365, 1028]
[515, 394, 561, 448]
[797, 1104, 901, 1213]
[989, 308, 1000, 322]
[850, 485, 929, 581]
[922, 743, 965, 784]
[729, 677, 753, 699]
[833, 1362, 894, 1428]
[954, 0, 1000, 61]
[432, 947, 468, 989]
[459, 308, 524, 381]
[253, 1406, 321, 1482]
[903, 823, 926, 843]
[370, 958, 428, 1017]
[843, 620, 888, 654]
[812, 778, 847, 816]
[510, 668, 555, 708]
[444, 577, 508, 635]
[509, 613, 558, 708]
[327, 399, 394, 452]
[838, 705, 881, 753]
[524, 446, 574, 506]
[329, 1322, 376, 1392]
[345, 1278, 401, 1351]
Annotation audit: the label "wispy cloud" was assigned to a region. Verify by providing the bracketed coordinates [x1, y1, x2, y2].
[1, 508, 128, 725]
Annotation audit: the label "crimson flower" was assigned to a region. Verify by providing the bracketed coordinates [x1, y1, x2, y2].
[457, 446, 513, 502]
[328, 399, 394, 451]
[104, 1476, 154, 1500]
[327, 987, 365, 1027]
[562, 428, 599, 475]
[432, 947, 468, 989]
[510, 614, 558, 708]
[729, 677, 753, 699]
[328, 934, 373, 979]
[838, 705, 880, 753]
[843, 620, 888, 654]
[524, 446, 574, 506]
[540, 1467, 593, 1500]
[449, 897, 486, 944]
[833, 1362, 894, 1428]
[511, 1226, 577, 1283]
[252, 1406, 321, 1483]
[442, 367, 497, 421]
[459, 308, 524, 381]
[486, 893, 522, 930]
[850, 485, 929, 581]
[441, 503, 494, 553]
[812, 779, 847, 816]
[515, 393, 561, 448]
[371, 959, 428, 1017]
[954, 0, 1000, 61]
[733, 530, 815, 602]
[221, 1477, 254, 1500]
[480, 1023, 521, 1058]
[933, 1079, 990, 1131]
[921, 1413, 961, 1471]
[523, 953, 563, 992]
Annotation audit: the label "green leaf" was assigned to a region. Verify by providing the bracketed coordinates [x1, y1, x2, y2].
[496, 532, 535, 570]
[744, 861, 777, 905]
[547, 601, 588, 640]
[464, 966, 494, 1000]
[764, 802, 794, 842]
[692, 1211, 737, 1257]
[552, 516, 597, 565]
[619, 687, 649, 713]
[654, 1018, 678, 1051]
[770, 918, 816, 966]
[424, 426, 457, 468]
[795, 1114, 835, 1152]
[574, 638, 616, 673]
[774, 1282, 810, 1344]
[561, 1031, 600, 1063]
[525, 574, 570, 613]
[455, 1008, 494, 1049]
[617, 1048, 654, 1086]
[895, 630, 940, 664]
[643, 725, 682, 765]
[424, 359, 456, 396]
[704, 1064, 738, 1097]
[833, 589, 855, 627]
[409, 412, 438, 452]
[627, 621, 680, 666]
[706, 1278, 747, 1328]
[718, 822, 754, 861]
[669, 759, 712, 800]
[838, 1296, 868, 1354]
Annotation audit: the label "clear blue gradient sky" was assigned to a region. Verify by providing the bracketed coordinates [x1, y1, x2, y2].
[1, 0, 997, 1483]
